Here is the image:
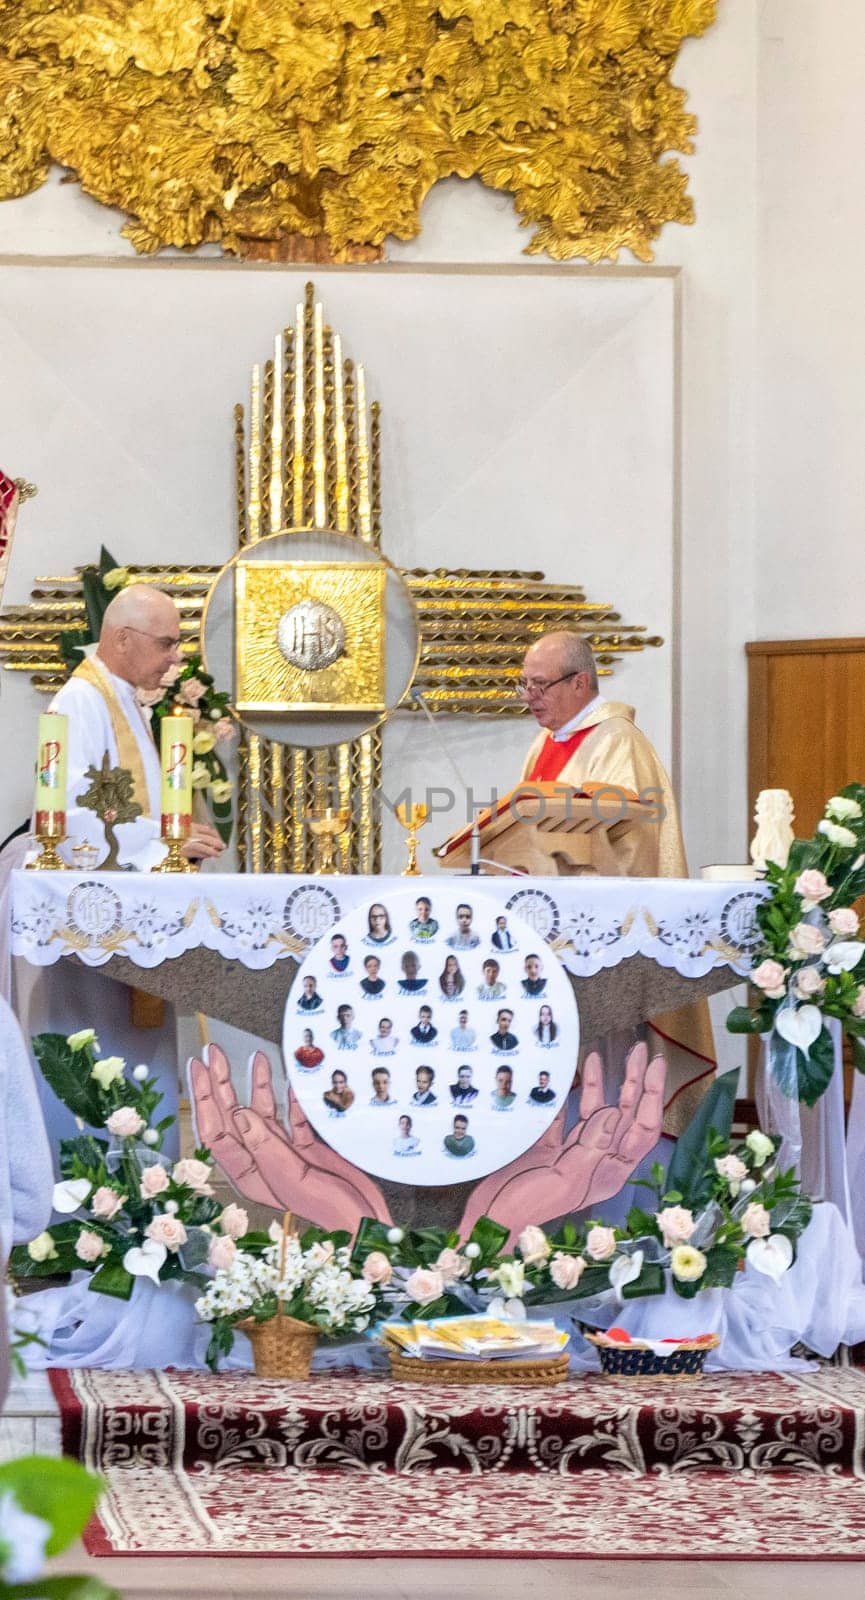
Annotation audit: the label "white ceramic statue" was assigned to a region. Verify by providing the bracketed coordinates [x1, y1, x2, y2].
[750, 788, 795, 871]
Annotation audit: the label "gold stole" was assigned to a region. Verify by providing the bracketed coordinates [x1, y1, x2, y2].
[71, 657, 151, 814]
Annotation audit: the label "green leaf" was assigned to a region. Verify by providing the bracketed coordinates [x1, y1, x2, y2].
[349, 1216, 392, 1265]
[4, 1576, 122, 1599]
[726, 1005, 770, 1035]
[58, 629, 90, 674]
[699, 1244, 739, 1289]
[466, 1214, 509, 1263]
[0, 1457, 103, 1557]
[796, 1026, 836, 1106]
[58, 1135, 108, 1182]
[87, 1260, 134, 1300]
[33, 1034, 106, 1126]
[852, 1034, 865, 1075]
[621, 1262, 665, 1299]
[665, 1069, 738, 1208]
[205, 1318, 235, 1372]
[624, 1206, 659, 1239]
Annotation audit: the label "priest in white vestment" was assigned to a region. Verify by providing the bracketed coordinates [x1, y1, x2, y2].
[518, 630, 716, 1139]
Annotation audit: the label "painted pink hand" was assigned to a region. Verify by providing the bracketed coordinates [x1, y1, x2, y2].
[458, 1042, 666, 1245]
[188, 1044, 392, 1231]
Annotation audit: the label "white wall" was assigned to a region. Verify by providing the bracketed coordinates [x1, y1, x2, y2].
[0, 0, 760, 876]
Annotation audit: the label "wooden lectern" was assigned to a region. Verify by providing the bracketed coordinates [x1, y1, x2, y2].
[437, 781, 654, 876]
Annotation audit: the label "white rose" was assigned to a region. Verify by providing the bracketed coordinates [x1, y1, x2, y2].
[139, 1165, 170, 1201]
[90, 1055, 126, 1091]
[817, 820, 858, 849]
[655, 1205, 696, 1248]
[745, 1129, 775, 1165]
[516, 1225, 551, 1266]
[27, 1231, 58, 1263]
[549, 1253, 586, 1291]
[106, 1106, 145, 1139]
[585, 1225, 617, 1262]
[793, 869, 831, 908]
[434, 1247, 469, 1282]
[670, 1244, 707, 1283]
[829, 907, 860, 936]
[191, 762, 211, 790]
[826, 795, 862, 822]
[219, 1204, 249, 1239]
[787, 923, 826, 959]
[66, 1028, 98, 1052]
[207, 1236, 237, 1271]
[171, 1158, 214, 1195]
[405, 1267, 445, 1305]
[714, 1154, 748, 1194]
[145, 1215, 188, 1252]
[750, 959, 787, 1000]
[741, 1201, 771, 1239]
[362, 1251, 393, 1285]
[795, 966, 825, 1000]
[90, 1186, 125, 1220]
[494, 1261, 526, 1299]
[75, 1228, 109, 1264]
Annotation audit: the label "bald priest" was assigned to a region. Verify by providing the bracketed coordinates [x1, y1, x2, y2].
[519, 629, 715, 1134]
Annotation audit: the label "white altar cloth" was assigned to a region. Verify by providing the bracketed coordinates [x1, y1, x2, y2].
[9, 870, 764, 980]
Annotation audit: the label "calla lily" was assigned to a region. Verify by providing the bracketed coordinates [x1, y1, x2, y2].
[746, 1233, 794, 1284]
[774, 1004, 822, 1053]
[609, 1249, 644, 1299]
[51, 1178, 92, 1214]
[123, 1239, 167, 1284]
[822, 940, 865, 975]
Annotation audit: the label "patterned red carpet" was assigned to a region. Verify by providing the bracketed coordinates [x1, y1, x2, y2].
[51, 1366, 865, 1559]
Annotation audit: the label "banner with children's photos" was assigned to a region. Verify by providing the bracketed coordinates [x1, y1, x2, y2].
[282, 886, 579, 1186]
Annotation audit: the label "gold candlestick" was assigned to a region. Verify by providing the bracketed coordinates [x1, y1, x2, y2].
[27, 820, 67, 871]
[306, 805, 351, 875]
[395, 800, 429, 876]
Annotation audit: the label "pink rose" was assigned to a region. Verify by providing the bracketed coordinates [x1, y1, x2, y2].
[75, 1228, 108, 1263]
[516, 1225, 551, 1266]
[146, 1215, 188, 1252]
[741, 1202, 771, 1239]
[106, 1106, 145, 1139]
[91, 1186, 125, 1220]
[219, 1203, 248, 1239]
[656, 1205, 696, 1248]
[585, 1226, 617, 1262]
[829, 907, 860, 936]
[140, 1164, 170, 1200]
[795, 966, 825, 1000]
[180, 676, 206, 705]
[214, 717, 237, 745]
[550, 1253, 586, 1291]
[714, 1154, 748, 1193]
[788, 922, 827, 959]
[171, 1158, 214, 1196]
[794, 869, 831, 908]
[434, 1247, 468, 1282]
[208, 1236, 237, 1271]
[160, 663, 182, 688]
[854, 988, 865, 1019]
[362, 1251, 393, 1285]
[751, 959, 787, 999]
[135, 686, 163, 707]
[405, 1267, 445, 1304]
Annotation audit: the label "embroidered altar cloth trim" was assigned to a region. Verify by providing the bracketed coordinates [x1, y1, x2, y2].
[10, 871, 764, 980]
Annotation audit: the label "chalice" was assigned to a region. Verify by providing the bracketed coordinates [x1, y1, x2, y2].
[395, 800, 429, 876]
[306, 805, 351, 875]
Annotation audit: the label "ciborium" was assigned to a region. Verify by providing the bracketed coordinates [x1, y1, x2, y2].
[307, 805, 351, 875]
[395, 800, 429, 876]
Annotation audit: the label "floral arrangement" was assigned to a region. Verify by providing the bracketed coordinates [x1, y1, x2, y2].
[196, 1224, 383, 1371]
[727, 786, 865, 1103]
[9, 1030, 260, 1301]
[0, 1455, 117, 1598]
[56, 544, 237, 842]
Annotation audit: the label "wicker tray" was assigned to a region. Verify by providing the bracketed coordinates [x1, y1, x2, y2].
[387, 1349, 571, 1386]
[582, 1331, 719, 1380]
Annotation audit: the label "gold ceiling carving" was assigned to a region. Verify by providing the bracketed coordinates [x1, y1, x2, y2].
[0, 0, 716, 263]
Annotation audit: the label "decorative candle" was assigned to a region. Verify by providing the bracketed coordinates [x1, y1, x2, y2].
[160, 711, 193, 837]
[34, 712, 68, 834]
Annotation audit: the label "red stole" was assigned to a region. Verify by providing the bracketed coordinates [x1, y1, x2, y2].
[527, 725, 594, 783]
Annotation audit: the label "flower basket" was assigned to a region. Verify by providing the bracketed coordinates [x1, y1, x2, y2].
[237, 1312, 318, 1379]
[387, 1349, 571, 1386]
[581, 1329, 719, 1380]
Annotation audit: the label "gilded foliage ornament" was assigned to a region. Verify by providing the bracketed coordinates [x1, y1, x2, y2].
[0, 0, 716, 261]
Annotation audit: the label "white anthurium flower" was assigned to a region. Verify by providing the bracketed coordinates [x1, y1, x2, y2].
[822, 940, 865, 975]
[609, 1249, 644, 1300]
[774, 1004, 822, 1053]
[51, 1177, 93, 1214]
[486, 1295, 527, 1322]
[123, 1238, 167, 1284]
[746, 1233, 794, 1284]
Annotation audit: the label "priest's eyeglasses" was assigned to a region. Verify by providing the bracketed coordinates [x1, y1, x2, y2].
[515, 671, 579, 699]
[126, 626, 182, 650]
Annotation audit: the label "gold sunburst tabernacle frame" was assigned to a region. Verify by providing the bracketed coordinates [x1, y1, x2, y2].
[0, 0, 717, 264]
[0, 283, 663, 872]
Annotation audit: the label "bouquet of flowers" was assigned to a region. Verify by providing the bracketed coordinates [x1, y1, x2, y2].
[9, 1029, 258, 1301]
[727, 786, 865, 1103]
[197, 1224, 384, 1370]
[142, 652, 236, 842]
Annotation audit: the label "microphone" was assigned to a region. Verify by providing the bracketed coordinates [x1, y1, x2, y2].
[409, 687, 481, 873]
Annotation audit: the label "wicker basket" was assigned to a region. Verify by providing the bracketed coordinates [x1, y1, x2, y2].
[387, 1349, 571, 1386]
[582, 1330, 719, 1380]
[237, 1313, 318, 1379]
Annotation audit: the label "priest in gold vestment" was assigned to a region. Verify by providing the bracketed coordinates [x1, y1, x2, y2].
[519, 630, 715, 1136]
